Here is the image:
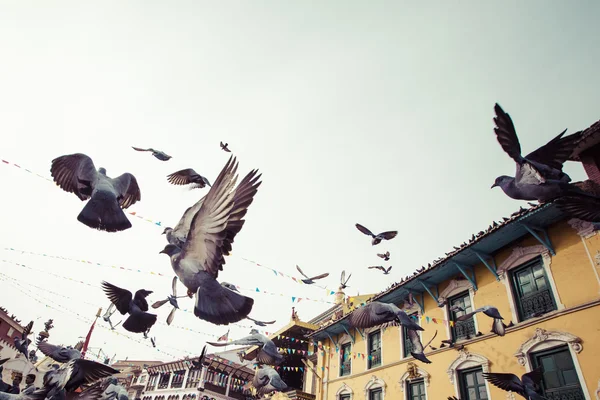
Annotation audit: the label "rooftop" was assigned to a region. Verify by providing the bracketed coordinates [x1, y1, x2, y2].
[569, 119, 600, 161]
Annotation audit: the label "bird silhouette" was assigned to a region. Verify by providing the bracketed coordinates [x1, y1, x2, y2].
[131, 146, 172, 161]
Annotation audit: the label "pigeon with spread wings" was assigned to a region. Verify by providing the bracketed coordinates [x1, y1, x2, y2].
[101, 281, 157, 334]
[246, 317, 276, 327]
[36, 341, 81, 363]
[349, 301, 423, 331]
[355, 223, 397, 245]
[191, 346, 209, 369]
[377, 251, 390, 261]
[220, 142, 231, 152]
[340, 270, 351, 289]
[368, 265, 392, 275]
[456, 305, 506, 337]
[151, 277, 187, 326]
[167, 169, 211, 189]
[131, 146, 172, 161]
[50, 153, 141, 232]
[207, 329, 283, 365]
[295, 265, 329, 284]
[159, 156, 262, 325]
[14, 321, 33, 359]
[483, 367, 546, 400]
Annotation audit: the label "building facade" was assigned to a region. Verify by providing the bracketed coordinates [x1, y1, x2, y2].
[0, 307, 26, 361]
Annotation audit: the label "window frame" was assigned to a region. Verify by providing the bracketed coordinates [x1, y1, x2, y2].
[339, 342, 352, 377]
[509, 256, 558, 322]
[458, 366, 489, 400]
[368, 387, 383, 400]
[366, 329, 382, 370]
[448, 291, 477, 342]
[407, 378, 426, 400]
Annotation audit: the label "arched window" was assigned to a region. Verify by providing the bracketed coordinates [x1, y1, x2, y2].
[335, 383, 353, 400]
[363, 375, 386, 400]
[447, 349, 491, 399]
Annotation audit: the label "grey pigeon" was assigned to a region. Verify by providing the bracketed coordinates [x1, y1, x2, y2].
[151, 276, 185, 326]
[102, 303, 121, 331]
[295, 265, 329, 284]
[36, 341, 81, 363]
[252, 366, 287, 396]
[131, 146, 172, 161]
[246, 317, 276, 327]
[377, 251, 390, 261]
[100, 377, 128, 400]
[207, 329, 283, 365]
[51, 154, 141, 232]
[368, 265, 392, 275]
[101, 281, 157, 334]
[355, 223, 398, 245]
[407, 329, 438, 364]
[457, 306, 506, 336]
[490, 104, 582, 202]
[167, 169, 211, 189]
[340, 270, 351, 289]
[159, 156, 261, 325]
[348, 301, 423, 331]
[14, 321, 33, 359]
[191, 346, 208, 369]
[220, 141, 231, 152]
[161, 196, 207, 250]
[483, 367, 547, 400]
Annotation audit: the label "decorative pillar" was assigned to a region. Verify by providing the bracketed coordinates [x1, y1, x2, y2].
[198, 367, 207, 389]
[167, 372, 174, 389]
[182, 369, 190, 389]
[224, 374, 233, 397]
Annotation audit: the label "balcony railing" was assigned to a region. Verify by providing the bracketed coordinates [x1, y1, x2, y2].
[453, 317, 476, 341]
[368, 350, 381, 369]
[340, 360, 351, 376]
[519, 288, 556, 320]
[544, 386, 585, 400]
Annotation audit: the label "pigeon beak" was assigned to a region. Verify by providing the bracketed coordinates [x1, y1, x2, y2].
[490, 183, 497, 189]
[159, 249, 166, 254]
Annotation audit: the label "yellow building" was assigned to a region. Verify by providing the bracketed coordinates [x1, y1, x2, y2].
[307, 123, 600, 399]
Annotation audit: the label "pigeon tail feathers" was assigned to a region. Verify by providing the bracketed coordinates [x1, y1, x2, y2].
[194, 282, 254, 325]
[122, 312, 157, 333]
[77, 190, 132, 232]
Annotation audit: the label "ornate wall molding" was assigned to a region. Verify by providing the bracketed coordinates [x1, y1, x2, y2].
[364, 375, 386, 398]
[447, 349, 491, 384]
[497, 245, 550, 276]
[335, 383, 353, 397]
[514, 328, 583, 366]
[438, 279, 474, 304]
[568, 218, 598, 238]
[399, 363, 430, 392]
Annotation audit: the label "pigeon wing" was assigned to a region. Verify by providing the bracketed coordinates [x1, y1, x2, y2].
[50, 153, 98, 201]
[378, 231, 398, 240]
[407, 329, 424, 353]
[173, 195, 207, 240]
[71, 359, 120, 386]
[151, 299, 169, 309]
[166, 307, 177, 326]
[167, 169, 198, 186]
[482, 372, 526, 396]
[355, 223, 375, 237]
[296, 265, 309, 279]
[110, 173, 141, 209]
[521, 367, 544, 387]
[555, 195, 600, 222]
[308, 272, 329, 281]
[22, 321, 33, 338]
[515, 162, 546, 186]
[37, 341, 63, 358]
[348, 303, 390, 328]
[455, 308, 484, 322]
[386, 266, 393, 273]
[133, 289, 152, 311]
[340, 270, 346, 285]
[525, 130, 582, 171]
[131, 147, 151, 152]
[369, 266, 385, 272]
[493, 103, 523, 163]
[101, 281, 133, 315]
[171, 276, 178, 297]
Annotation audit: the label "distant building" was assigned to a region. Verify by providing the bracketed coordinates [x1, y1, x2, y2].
[111, 360, 164, 399]
[0, 307, 36, 390]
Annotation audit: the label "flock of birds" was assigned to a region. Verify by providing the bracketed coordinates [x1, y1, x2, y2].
[4, 103, 597, 399]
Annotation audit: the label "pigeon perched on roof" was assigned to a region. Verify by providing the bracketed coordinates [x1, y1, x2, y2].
[377, 251, 390, 261]
[101, 281, 157, 334]
[246, 317, 276, 327]
[159, 156, 261, 325]
[207, 329, 283, 365]
[349, 302, 423, 331]
[167, 169, 211, 189]
[131, 147, 172, 161]
[339, 270, 351, 289]
[295, 265, 329, 284]
[490, 104, 582, 202]
[483, 367, 546, 400]
[252, 366, 287, 396]
[151, 277, 186, 326]
[368, 266, 392, 275]
[36, 341, 81, 363]
[14, 321, 33, 359]
[50, 153, 141, 232]
[457, 306, 506, 336]
[355, 223, 397, 245]
[220, 142, 231, 152]
[407, 330, 437, 364]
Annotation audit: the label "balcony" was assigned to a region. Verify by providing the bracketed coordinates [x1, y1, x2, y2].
[453, 317, 476, 341]
[544, 386, 585, 400]
[284, 389, 316, 400]
[519, 288, 557, 320]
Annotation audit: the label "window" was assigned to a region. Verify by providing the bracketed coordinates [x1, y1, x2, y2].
[339, 395, 350, 400]
[511, 257, 557, 321]
[449, 292, 476, 341]
[407, 379, 425, 400]
[367, 331, 381, 369]
[339, 343, 352, 376]
[7, 327, 14, 337]
[458, 367, 488, 400]
[369, 388, 382, 400]
[531, 345, 585, 399]
[402, 313, 419, 358]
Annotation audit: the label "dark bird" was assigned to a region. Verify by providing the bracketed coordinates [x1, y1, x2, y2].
[167, 169, 211, 189]
[554, 195, 600, 223]
[490, 104, 583, 202]
[102, 303, 121, 331]
[99, 377, 129, 400]
[295, 265, 329, 284]
[50, 154, 141, 232]
[191, 346, 208, 369]
[159, 156, 261, 325]
[131, 146, 172, 161]
[252, 366, 287, 396]
[42, 359, 117, 400]
[101, 281, 157, 334]
[150, 337, 156, 348]
[355, 223, 398, 245]
[246, 317, 276, 327]
[151, 276, 186, 326]
[14, 321, 33, 359]
[348, 301, 423, 331]
[483, 367, 546, 400]
[377, 251, 390, 261]
[456, 306, 506, 336]
[340, 270, 352, 289]
[220, 142, 231, 152]
[36, 341, 81, 363]
[208, 329, 283, 365]
[10, 383, 105, 400]
[407, 330, 438, 364]
[368, 265, 392, 275]
[220, 282, 239, 292]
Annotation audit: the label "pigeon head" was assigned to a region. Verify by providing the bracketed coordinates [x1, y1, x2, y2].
[249, 329, 259, 334]
[98, 167, 107, 175]
[162, 227, 173, 235]
[159, 244, 180, 256]
[491, 175, 513, 189]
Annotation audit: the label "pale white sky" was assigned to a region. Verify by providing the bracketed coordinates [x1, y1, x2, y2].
[0, 1, 599, 362]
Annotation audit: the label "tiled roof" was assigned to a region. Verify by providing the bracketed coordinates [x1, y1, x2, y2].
[569, 119, 600, 161]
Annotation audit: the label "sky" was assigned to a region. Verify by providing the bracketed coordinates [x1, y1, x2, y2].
[0, 1, 599, 363]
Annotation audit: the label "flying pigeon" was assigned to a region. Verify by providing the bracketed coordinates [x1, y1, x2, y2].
[348, 301, 423, 331]
[377, 251, 390, 261]
[191, 346, 208, 369]
[368, 265, 392, 275]
[159, 156, 261, 325]
[252, 366, 287, 396]
[490, 103, 582, 202]
[102, 303, 121, 330]
[36, 341, 81, 363]
[207, 329, 283, 365]
[482, 367, 546, 400]
[50, 153, 141, 232]
[295, 265, 329, 284]
[407, 330, 438, 364]
[554, 195, 600, 223]
[150, 338, 156, 348]
[340, 270, 351, 289]
[355, 223, 398, 245]
[456, 306, 506, 336]
[220, 142, 231, 152]
[101, 281, 157, 334]
[246, 317, 276, 327]
[166, 169, 211, 189]
[151, 276, 186, 325]
[14, 321, 33, 359]
[131, 147, 172, 161]
[100, 377, 129, 400]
